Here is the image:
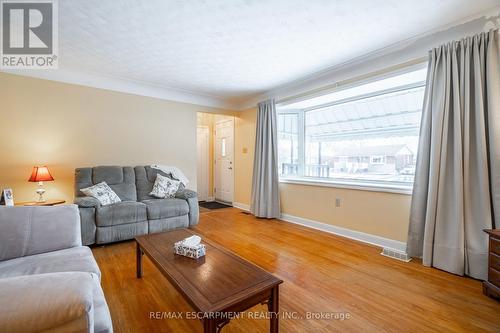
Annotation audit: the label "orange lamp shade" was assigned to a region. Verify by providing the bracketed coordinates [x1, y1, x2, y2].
[28, 166, 54, 182]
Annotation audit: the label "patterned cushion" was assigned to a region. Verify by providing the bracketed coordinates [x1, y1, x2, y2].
[149, 174, 180, 199]
[81, 182, 121, 206]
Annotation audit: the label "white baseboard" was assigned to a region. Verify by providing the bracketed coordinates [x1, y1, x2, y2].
[280, 213, 407, 253]
[206, 197, 215, 202]
[232, 202, 250, 211]
[230, 202, 407, 253]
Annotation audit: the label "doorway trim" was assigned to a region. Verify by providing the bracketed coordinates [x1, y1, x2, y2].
[197, 125, 210, 202]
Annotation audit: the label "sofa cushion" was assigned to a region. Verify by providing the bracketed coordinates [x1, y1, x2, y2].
[96, 201, 147, 227]
[0, 246, 101, 279]
[0, 205, 81, 262]
[92, 166, 126, 184]
[143, 198, 189, 220]
[0, 272, 97, 333]
[75, 166, 137, 201]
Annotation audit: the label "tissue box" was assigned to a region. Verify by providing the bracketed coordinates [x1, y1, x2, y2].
[174, 241, 206, 259]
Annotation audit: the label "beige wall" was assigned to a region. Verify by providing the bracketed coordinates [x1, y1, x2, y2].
[234, 108, 257, 206]
[0, 73, 226, 203]
[280, 183, 411, 242]
[233, 107, 412, 242]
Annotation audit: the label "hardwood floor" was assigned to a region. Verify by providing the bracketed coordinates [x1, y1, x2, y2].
[92, 208, 500, 333]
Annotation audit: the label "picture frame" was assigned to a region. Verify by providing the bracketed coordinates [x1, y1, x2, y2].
[0, 188, 14, 206]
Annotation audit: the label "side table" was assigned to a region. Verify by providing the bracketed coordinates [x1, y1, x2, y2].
[15, 199, 66, 206]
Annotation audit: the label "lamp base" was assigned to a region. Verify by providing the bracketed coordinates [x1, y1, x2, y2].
[36, 183, 46, 202]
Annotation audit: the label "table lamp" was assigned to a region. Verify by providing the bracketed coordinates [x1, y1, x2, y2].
[28, 166, 54, 202]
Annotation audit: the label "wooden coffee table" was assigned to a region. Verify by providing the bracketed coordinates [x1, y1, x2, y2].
[135, 229, 283, 333]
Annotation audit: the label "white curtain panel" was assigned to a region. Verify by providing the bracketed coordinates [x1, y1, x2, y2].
[407, 29, 500, 280]
[250, 99, 281, 218]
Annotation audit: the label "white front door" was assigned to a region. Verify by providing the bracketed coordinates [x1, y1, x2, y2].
[196, 126, 209, 201]
[215, 119, 234, 203]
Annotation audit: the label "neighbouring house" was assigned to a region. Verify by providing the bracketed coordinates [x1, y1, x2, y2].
[333, 144, 414, 174]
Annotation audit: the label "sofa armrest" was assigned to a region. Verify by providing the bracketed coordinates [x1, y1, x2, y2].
[74, 196, 101, 208]
[175, 189, 198, 199]
[175, 190, 199, 227]
[73, 197, 99, 245]
[0, 272, 97, 333]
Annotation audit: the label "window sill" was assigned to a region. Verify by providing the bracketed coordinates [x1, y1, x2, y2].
[279, 178, 413, 195]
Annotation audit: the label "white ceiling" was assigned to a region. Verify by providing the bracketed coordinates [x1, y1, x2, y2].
[10, 0, 500, 108]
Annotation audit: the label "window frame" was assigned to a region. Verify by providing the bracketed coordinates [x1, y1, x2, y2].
[276, 65, 427, 195]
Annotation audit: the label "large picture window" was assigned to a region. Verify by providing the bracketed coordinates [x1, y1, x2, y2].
[277, 67, 427, 191]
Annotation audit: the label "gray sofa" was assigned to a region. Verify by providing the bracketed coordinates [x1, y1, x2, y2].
[75, 166, 199, 245]
[0, 205, 112, 333]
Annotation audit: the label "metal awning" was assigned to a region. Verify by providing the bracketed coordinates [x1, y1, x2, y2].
[305, 86, 424, 141]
